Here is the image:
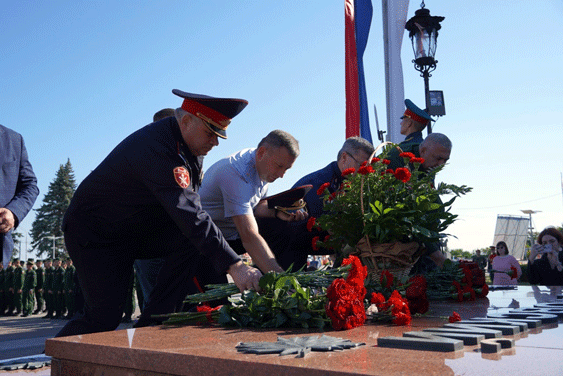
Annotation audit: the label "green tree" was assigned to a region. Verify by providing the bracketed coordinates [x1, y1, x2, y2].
[30, 159, 76, 259]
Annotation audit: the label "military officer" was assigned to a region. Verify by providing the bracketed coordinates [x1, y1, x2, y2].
[388, 99, 434, 169]
[21, 260, 36, 317]
[12, 257, 24, 315]
[43, 258, 54, 319]
[55, 89, 262, 338]
[33, 259, 45, 314]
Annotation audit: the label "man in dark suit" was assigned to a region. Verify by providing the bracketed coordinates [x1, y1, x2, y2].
[0, 124, 39, 266]
[55, 89, 262, 337]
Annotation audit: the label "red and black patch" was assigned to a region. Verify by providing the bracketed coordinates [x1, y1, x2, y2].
[173, 166, 190, 188]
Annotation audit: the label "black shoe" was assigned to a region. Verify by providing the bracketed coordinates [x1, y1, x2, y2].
[43, 314, 53, 319]
[21, 314, 29, 317]
[33, 310, 41, 315]
[121, 316, 132, 323]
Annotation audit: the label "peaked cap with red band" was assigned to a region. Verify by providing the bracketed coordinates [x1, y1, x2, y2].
[401, 99, 434, 127]
[172, 89, 248, 139]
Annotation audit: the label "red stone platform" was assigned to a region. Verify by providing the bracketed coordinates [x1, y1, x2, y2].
[45, 286, 563, 375]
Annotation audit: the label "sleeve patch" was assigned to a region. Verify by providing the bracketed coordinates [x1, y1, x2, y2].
[173, 166, 190, 188]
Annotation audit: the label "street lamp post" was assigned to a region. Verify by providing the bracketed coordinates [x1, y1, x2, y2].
[405, 1, 445, 134]
[521, 210, 541, 251]
[45, 235, 64, 259]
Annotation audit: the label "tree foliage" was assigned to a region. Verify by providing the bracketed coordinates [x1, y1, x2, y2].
[30, 159, 76, 259]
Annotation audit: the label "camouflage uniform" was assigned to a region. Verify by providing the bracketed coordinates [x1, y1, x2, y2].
[13, 261, 24, 315]
[22, 264, 36, 316]
[53, 263, 66, 318]
[34, 263, 45, 314]
[43, 262, 55, 318]
[63, 261, 76, 319]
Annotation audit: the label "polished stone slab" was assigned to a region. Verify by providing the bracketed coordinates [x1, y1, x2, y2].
[45, 286, 563, 376]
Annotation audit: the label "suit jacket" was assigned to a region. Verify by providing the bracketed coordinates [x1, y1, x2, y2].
[0, 125, 39, 264]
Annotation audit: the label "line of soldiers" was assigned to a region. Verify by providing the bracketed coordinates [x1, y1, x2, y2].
[0, 257, 76, 319]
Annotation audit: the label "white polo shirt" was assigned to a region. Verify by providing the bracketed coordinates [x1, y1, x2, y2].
[199, 148, 268, 241]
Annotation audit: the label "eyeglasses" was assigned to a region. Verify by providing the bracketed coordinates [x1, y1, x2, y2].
[346, 152, 362, 166]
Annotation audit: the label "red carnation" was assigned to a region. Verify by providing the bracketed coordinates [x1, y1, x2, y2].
[370, 157, 380, 164]
[380, 270, 394, 288]
[341, 168, 356, 176]
[311, 236, 320, 251]
[509, 266, 518, 279]
[370, 292, 386, 308]
[306, 217, 317, 232]
[393, 311, 412, 326]
[411, 157, 425, 165]
[448, 311, 461, 323]
[325, 277, 366, 330]
[394, 167, 412, 183]
[381, 159, 391, 165]
[476, 284, 489, 298]
[399, 152, 415, 159]
[196, 304, 222, 323]
[316, 182, 330, 196]
[406, 275, 427, 299]
[358, 165, 375, 175]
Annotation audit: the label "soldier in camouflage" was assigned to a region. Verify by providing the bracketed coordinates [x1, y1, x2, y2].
[21, 260, 36, 317]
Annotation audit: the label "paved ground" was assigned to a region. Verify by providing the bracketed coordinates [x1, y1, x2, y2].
[0, 306, 141, 375]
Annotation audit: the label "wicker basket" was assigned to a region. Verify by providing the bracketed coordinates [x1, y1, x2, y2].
[353, 143, 421, 281]
[353, 237, 420, 281]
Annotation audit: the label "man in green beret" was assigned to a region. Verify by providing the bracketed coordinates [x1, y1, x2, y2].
[21, 260, 36, 317]
[12, 258, 24, 315]
[43, 259, 55, 319]
[33, 259, 45, 314]
[63, 258, 76, 319]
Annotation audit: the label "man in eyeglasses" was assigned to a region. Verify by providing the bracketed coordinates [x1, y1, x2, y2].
[55, 89, 262, 337]
[271, 137, 374, 271]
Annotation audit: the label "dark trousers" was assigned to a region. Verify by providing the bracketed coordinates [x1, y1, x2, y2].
[258, 217, 332, 272]
[56, 225, 207, 337]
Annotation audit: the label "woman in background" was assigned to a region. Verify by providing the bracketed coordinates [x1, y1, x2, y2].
[527, 227, 563, 286]
[492, 241, 521, 285]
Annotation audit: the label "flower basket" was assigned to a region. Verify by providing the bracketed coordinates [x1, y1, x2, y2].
[314, 141, 471, 282]
[352, 146, 422, 281]
[349, 237, 421, 282]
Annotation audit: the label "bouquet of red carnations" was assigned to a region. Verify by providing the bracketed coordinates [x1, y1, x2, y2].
[156, 256, 420, 330]
[424, 260, 489, 301]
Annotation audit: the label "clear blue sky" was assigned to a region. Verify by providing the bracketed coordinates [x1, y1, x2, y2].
[2, 1, 562, 257]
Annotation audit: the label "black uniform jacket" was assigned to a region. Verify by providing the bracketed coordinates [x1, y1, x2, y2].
[63, 117, 239, 275]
